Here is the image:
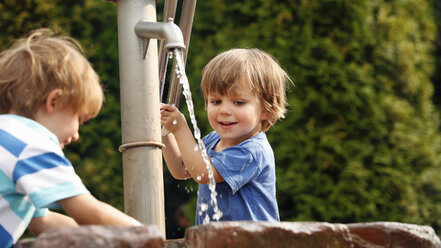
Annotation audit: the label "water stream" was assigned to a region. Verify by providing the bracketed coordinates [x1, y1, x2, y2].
[172, 49, 222, 223]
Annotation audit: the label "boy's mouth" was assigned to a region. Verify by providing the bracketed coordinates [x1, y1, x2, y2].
[219, 121, 237, 129]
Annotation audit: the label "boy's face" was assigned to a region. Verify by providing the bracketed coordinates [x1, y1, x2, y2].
[206, 89, 267, 148]
[36, 106, 80, 149]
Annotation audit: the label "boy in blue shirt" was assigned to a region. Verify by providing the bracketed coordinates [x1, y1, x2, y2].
[0, 29, 140, 248]
[161, 48, 291, 224]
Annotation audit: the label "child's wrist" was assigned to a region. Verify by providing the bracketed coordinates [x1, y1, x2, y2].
[161, 127, 170, 136]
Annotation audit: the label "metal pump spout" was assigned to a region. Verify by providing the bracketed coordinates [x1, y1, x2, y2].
[135, 18, 185, 51]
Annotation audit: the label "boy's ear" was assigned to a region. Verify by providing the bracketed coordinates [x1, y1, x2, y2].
[45, 89, 63, 114]
[260, 110, 269, 120]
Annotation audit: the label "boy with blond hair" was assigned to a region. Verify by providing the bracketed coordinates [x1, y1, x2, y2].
[0, 29, 140, 248]
[161, 48, 291, 224]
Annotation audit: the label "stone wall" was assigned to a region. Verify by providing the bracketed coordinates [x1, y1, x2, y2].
[15, 221, 441, 248]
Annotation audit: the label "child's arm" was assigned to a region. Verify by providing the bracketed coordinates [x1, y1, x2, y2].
[160, 104, 223, 184]
[162, 132, 191, 179]
[28, 210, 78, 235]
[58, 194, 141, 226]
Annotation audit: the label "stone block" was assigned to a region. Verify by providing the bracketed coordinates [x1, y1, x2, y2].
[165, 238, 186, 248]
[33, 225, 164, 248]
[185, 221, 354, 248]
[347, 222, 441, 248]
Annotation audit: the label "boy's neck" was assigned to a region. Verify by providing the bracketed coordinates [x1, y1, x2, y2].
[8, 109, 36, 121]
[8, 109, 23, 116]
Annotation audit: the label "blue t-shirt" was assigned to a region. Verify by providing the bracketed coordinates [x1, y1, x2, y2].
[0, 114, 89, 248]
[196, 131, 279, 225]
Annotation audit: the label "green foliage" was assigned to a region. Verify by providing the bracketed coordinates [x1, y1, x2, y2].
[433, 0, 441, 107]
[190, 0, 441, 234]
[2, 0, 441, 238]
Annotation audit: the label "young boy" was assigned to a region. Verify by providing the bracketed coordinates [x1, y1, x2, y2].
[161, 48, 291, 224]
[0, 29, 140, 248]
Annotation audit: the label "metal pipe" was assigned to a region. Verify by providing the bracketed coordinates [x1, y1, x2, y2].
[158, 0, 178, 101]
[166, 0, 196, 106]
[179, 0, 197, 57]
[116, 0, 165, 235]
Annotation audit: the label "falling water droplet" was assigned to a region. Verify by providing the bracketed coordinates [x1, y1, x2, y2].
[197, 176, 201, 181]
[172, 119, 177, 125]
[194, 145, 199, 151]
[203, 215, 210, 223]
[168, 51, 173, 59]
[200, 203, 208, 211]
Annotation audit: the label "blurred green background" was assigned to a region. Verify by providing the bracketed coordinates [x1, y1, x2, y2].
[2, 0, 441, 239]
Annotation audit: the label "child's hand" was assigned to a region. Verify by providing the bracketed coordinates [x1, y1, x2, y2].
[160, 104, 187, 134]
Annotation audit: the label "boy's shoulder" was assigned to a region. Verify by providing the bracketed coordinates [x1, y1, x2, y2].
[203, 131, 219, 141]
[0, 114, 62, 156]
[239, 132, 271, 152]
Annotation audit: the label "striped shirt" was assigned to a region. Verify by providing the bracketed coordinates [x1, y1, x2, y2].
[0, 114, 89, 248]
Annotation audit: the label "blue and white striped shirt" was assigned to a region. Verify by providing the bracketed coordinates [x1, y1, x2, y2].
[0, 114, 89, 248]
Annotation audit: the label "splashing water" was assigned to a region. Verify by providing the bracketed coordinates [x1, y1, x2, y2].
[173, 49, 223, 223]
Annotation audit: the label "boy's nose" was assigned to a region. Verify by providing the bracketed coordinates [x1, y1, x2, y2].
[219, 103, 231, 115]
[72, 132, 80, 141]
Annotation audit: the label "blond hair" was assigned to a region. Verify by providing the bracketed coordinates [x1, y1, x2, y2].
[0, 28, 103, 121]
[201, 48, 292, 132]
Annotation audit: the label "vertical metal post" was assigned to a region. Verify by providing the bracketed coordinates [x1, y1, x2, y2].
[116, 0, 165, 235]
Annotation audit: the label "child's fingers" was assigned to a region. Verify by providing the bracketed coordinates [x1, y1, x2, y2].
[160, 107, 176, 118]
[160, 109, 176, 122]
[160, 103, 184, 134]
[160, 103, 177, 112]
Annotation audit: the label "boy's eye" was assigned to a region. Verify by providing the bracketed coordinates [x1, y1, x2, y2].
[210, 100, 221, 105]
[234, 100, 246, 105]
